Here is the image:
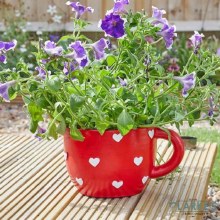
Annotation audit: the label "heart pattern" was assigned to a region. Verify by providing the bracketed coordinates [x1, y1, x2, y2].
[112, 180, 123, 189]
[63, 152, 68, 161]
[112, 133, 123, 142]
[134, 157, 143, 166]
[148, 129, 154, 139]
[89, 158, 100, 167]
[142, 176, 149, 184]
[75, 177, 83, 186]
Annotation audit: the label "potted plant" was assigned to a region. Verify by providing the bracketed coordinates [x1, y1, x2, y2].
[0, 0, 219, 198]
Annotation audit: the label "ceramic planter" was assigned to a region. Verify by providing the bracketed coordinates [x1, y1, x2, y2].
[64, 128, 184, 198]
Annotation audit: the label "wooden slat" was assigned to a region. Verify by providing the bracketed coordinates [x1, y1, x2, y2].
[129, 146, 174, 220]
[0, 134, 217, 220]
[168, 0, 184, 21]
[1, 140, 62, 194]
[1, 0, 220, 28]
[0, 149, 63, 208]
[0, 153, 64, 218]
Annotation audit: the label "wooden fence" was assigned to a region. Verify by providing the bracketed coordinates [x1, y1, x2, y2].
[0, 0, 220, 31]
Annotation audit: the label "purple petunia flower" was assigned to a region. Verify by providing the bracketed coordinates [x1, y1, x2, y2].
[152, 6, 168, 26]
[35, 126, 46, 140]
[0, 40, 17, 52]
[0, 81, 16, 102]
[189, 31, 204, 53]
[119, 77, 127, 86]
[44, 41, 63, 56]
[35, 67, 46, 79]
[63, 62, 76, 75]
[0, 54, 7, 64]
[0, 40, 17, 64]
[66, 1, 94, 19]
[92, 38, 108, 60]
[67, 41, 88, 68]
[173, 72, 196, 97]
[157, 24, 177, 49]
[112, 0, 129, 14]
[100, 12, 125, 39]
[49, 34, 60, 43]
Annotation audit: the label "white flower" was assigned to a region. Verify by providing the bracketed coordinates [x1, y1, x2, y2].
[36, 30, 43, 35]
[19, 45, 27, 53]
[28, 63, 34, 68]
[47, 5, 57, 15]
[52, 15, 62, 24]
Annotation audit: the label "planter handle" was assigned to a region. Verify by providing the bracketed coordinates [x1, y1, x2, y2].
[150, 128, 184, 178]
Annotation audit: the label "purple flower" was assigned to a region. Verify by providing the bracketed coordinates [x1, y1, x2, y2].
[0, 81, 16, 102]
[35, 67, 46, 79]
[145, 36, 154, 44]
[0, 40, 17, 64]
[68, 41, 88, 68]
[100, 12, 125, 39]
[167, 63, 180, 72]
[66, 1, 94, 19]
[112, 0, 129, 14]
[208, 96, 215, 117]
[40, 59, 50, 64]
[0, 40, 17, 52]
[0, 54, 7, 64]
[157, 24, 177, 49]
[152, 6, 168, 26]
[217, 48, 220, 56]
[119, 77, 127, 86]
[63, 62, 75, 75]
[44, 41, 63, 56]
[92, 38, 108, 60]
[173, 72, 196, 97]
[35, 126, 46, 140]
[49, 34, 60, 42]
[189, 31, 204, 53]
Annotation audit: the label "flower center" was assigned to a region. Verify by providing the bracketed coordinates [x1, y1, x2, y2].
[112, 20, 117, 26]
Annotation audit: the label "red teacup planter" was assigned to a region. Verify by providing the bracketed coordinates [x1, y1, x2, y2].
[64, 128, 184, 198]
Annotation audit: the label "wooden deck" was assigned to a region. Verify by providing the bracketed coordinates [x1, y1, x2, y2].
[0, 134, 217, 220]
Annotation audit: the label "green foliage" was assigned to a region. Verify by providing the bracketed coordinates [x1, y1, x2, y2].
[1, 8, 220, 141]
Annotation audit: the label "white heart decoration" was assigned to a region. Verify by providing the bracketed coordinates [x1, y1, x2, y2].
[148, 129, 154, 139]
[63, 152, 68, 161]
[142, 176, 149, 184]
[89, 158, 100, 167]
[112, 180, 123, 189]
[134, 157, 143, 166]
[112, 133, 123, 142]
[75, 177, 83, 186]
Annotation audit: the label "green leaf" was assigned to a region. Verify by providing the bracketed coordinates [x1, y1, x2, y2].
[27, 102, 43, 122]
[48, 123, 58, 139]
[46, 76, 62, 92]
[36, 96, 49, 108]
[29, 119, 38, 133]
[117, 109, 134, 135]
[107, 55, 117, 67]
[70, 127, 84, 141]
[95, 120, 109, 135]
[175, 112, 185, 122]
[70, 94, 86, 112]
[56, 118, 66, 135]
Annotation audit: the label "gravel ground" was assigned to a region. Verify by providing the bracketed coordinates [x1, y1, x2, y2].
[0, 103, 219, 219]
